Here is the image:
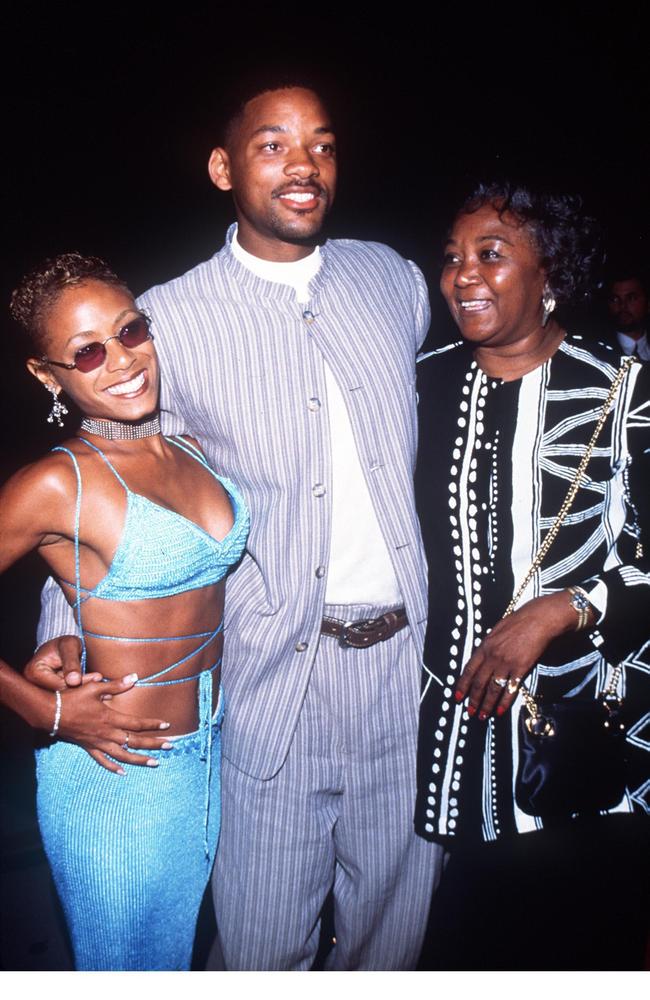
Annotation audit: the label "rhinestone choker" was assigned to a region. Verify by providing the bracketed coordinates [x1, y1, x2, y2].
[79, 414, 162, 440]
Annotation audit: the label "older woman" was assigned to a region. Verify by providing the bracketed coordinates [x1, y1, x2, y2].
[415, 184, 649, 970]
[1, 253, 248, 970]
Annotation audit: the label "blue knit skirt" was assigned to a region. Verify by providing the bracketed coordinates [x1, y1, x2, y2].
[35, 693, 223, 971]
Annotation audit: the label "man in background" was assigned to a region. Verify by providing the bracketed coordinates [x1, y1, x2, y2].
[606, 267, 650, 359]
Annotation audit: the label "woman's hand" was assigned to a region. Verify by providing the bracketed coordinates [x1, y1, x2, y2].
[454, 591, 585, 720]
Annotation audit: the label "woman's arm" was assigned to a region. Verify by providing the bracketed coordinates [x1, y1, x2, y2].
[458, 362, 650, 719]
[0, 455, 171, 771]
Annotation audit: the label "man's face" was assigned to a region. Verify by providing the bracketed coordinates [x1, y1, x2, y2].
[209, 87, 337, 261]
[607, 278, 648, 334]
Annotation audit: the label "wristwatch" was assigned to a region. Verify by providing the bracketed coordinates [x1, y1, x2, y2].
[567, 586, 592, 631]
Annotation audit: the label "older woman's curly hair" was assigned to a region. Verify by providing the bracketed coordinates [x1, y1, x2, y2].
[459, 182, 603, 305]
[10, 252, 130, 352]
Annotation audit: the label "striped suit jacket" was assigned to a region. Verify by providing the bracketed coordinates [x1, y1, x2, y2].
[39, 227, 430, 779]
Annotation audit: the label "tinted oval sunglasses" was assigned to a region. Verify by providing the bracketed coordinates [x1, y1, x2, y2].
[41, 314, 154, 374]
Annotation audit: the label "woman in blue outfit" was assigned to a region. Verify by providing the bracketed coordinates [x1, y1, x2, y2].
[0, 253, 249, 970]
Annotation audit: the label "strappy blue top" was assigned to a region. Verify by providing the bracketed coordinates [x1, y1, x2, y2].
[53, 435, 249, 854]
[57, 435, 249, 603]
[53, 435, 249, 683]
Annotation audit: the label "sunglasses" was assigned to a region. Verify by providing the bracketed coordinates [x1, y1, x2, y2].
[42, 315, 154, 374]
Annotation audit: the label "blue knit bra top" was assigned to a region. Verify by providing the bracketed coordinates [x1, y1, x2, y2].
[54, 435, 250, 681]
[56, 435, 249, 602]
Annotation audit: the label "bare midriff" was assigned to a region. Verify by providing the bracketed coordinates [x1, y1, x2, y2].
[64, 582, 226, 735]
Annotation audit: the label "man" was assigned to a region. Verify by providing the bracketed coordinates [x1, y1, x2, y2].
[29, 81, 443, 970]
[606, 270, 650, 360]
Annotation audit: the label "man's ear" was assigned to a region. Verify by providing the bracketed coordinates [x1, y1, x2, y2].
[27, 358, 62, 394]
[208, 147, 233, 192]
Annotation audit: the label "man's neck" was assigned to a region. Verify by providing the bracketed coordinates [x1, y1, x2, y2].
[235, 222, 319, 263]
[232, 226, 319, 272]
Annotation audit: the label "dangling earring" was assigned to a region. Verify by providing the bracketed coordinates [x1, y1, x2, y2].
[542, 283, 556, 326]
[46, 385, 68, 428]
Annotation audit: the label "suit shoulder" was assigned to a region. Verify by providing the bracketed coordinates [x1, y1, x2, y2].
[327, 237, 420, 276]
[139, 249, 228, 308]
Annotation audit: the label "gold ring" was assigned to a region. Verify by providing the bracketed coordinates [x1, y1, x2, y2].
[123, 732, 130, 750]
[492, 676, 508, 689]
[507, 678, 522, 695]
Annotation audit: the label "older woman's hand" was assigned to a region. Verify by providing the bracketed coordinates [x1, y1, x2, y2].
[454, 591, 592, 719]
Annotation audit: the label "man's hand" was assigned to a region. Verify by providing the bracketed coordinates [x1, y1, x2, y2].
[25, 636, 172, 773]
[57, 675, 172, 775]
[25, 635, 87, 689]
[454, 591, 585, 720]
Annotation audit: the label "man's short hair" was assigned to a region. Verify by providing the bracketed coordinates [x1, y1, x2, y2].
[214, 69, 338, 150]
[604, 263, 649, 295]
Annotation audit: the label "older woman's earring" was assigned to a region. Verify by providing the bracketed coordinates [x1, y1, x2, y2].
[46, 385, 68, 428]
[542, 284, 557, 326]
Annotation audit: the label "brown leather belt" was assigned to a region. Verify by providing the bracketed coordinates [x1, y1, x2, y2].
[320, 609, 408, 648]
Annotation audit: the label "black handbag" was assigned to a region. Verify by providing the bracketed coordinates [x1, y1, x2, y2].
[503, 358, 635, 819]
[515, 694, 627, 817]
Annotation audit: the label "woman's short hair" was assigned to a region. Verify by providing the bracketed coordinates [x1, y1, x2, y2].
[459, 182, 602, 305]
[10, 252, 130, 352]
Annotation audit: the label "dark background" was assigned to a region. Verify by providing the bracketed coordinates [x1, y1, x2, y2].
[1, 6, 648, 969]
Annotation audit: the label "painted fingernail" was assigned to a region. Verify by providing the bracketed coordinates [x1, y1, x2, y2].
[116, 768, 126, 776]
[146, 759, 159, 767]
[496, 705, 506, 716]
[467, 705, 476, 717]
[123, 673, 138, 684]
[479, 711, 488, 721]
[158, 722, 171, 730]
[161, 742, 173, 750]
[454, 690, 464, 702]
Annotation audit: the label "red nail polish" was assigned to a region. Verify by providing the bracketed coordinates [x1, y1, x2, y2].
[479, 711, 488, 721]
[467, 705, 476, 717]
[454, 690, 464, 702]
[496, 705, 506, 717]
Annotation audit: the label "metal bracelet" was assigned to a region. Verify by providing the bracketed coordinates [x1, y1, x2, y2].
[49, 690, 62, 739]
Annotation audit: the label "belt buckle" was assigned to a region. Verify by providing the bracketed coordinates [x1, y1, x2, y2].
[339, 620, 357, 648]
[339, 616, 383, 648]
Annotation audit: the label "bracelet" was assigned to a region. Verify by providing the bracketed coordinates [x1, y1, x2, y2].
[49, 690, 62, 738]
[568, 586, 592, 631]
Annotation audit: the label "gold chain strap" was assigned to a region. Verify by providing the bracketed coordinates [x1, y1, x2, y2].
[502, 357, 634, 720]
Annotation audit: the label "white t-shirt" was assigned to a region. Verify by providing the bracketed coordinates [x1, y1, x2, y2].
[231, 229, 402, 606]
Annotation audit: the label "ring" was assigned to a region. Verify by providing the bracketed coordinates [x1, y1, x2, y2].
[507, 677, 522, 694]
[123, 732, 130, 750]
[492, 677, 508, 689]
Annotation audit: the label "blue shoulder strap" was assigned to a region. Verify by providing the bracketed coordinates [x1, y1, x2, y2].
[51, 447, 87, 673]
[166, 435, 210, 467]
[76, 437, 129, 490]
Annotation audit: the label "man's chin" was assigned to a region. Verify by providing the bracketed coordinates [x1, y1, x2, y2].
[278, 231, 324, 247]
[270, 213, 328, 247]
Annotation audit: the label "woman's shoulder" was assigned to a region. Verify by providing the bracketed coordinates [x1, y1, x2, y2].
[3, 441, 86, 496]
[417, 341, 469, 383]
[558, 333, 627, 371]
[0, 444, 85, 540]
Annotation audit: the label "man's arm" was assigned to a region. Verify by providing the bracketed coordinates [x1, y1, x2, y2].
[29, 575, 85, 686]
[37, 574, 77, 645]
[407, 259, 431, 352]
